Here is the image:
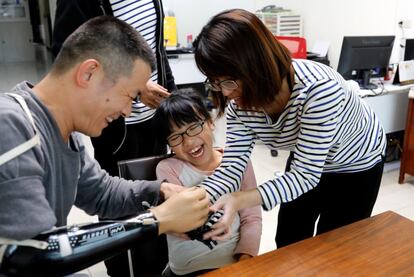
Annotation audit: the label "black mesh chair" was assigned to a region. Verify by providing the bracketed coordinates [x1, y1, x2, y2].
[117, 153, 174, 181]
[103, 153, 173, 277]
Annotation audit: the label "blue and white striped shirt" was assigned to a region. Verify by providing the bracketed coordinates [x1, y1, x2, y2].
[202, 59, 386, 211]
[110, 0, 158, 124]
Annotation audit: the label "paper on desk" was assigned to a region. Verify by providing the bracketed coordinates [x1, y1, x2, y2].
[398, 60, 414, 83]
[312, 40, 330, 57]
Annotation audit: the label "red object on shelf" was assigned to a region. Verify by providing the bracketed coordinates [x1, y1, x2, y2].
[276, 36, 307, 59]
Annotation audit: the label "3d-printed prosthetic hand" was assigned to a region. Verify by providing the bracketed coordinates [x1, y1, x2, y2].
[186, 210, 224, 249]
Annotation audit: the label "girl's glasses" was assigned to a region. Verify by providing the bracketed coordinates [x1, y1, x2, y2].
[167, 121, 205, 147]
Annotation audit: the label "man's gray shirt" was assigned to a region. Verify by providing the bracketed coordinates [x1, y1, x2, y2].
[0, 82, 162, 240]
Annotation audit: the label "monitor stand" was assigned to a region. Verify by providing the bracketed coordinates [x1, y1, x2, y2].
[360, 70, 378, 90]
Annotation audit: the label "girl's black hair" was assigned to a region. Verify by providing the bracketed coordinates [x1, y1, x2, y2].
[153, 88, 212, 143]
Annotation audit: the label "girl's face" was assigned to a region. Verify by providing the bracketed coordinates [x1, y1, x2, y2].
[168, 119, 216, 170]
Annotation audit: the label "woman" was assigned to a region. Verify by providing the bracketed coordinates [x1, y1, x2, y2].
[194, 9, 386, 248]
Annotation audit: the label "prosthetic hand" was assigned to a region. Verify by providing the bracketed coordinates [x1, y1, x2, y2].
[0, 212, 157, 277]
[186, 210, 224, 250]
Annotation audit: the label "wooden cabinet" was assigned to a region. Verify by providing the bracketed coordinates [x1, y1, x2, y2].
[399, 90, 414, 183]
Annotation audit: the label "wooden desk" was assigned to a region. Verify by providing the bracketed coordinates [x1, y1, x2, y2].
[202, 211, 414, 276]
[399, 89, 414, 184]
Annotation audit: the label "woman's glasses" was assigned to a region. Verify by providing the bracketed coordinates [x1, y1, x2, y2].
[204, 79, 238, 92]
[167, 121, 205, 147]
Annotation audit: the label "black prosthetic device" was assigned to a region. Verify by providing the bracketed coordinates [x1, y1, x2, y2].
[0, 214, 158, 277]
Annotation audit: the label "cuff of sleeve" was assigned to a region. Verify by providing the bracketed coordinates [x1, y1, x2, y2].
[257, 186, 273, 211]
[133, 210, 160, 238]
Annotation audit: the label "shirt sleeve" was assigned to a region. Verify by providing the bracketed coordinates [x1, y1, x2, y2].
[257, 79, 344, 210]
[156, 158, 183, 186]
[0, 108, 56, 240]
[73, 133, 162, 219]
[234, 160, 262, 257]
[201, 104, 257, 202]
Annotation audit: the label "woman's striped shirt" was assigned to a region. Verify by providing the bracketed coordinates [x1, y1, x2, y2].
[110, 0, 158, 124]
[202, 59, 386, 211]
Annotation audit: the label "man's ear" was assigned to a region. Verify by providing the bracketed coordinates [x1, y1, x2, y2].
[75, 59, 100, 88]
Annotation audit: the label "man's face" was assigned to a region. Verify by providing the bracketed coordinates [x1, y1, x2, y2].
[81, 59, 151, 137]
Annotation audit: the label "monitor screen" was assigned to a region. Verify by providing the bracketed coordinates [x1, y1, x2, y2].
[404, 39, 414, 61]
[337, 36, 395, 89]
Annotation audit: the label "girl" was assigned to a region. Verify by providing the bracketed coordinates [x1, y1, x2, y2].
[154, 89, 262, 276]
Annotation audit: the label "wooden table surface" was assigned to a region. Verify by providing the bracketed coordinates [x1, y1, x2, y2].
[202, 211, 414, 276]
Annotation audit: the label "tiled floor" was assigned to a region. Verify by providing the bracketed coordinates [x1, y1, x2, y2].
[1, 54, 414, 276]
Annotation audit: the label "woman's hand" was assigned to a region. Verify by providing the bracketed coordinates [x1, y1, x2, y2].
[203, 193, 239, 241]
[203, 189, 263, 241]
[139, 80, 170, 108]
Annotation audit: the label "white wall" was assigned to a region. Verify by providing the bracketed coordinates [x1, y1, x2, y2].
[163, 0, 253, 47]
[289, 0, 414, 69]
[163, 0, 414, 69]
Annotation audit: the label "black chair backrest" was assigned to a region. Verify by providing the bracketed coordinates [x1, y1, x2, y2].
[117, 153, 174, 181]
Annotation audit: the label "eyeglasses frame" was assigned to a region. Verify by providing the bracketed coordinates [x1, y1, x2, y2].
[204, 78, 239, 92]
[167, 121, 206, 147]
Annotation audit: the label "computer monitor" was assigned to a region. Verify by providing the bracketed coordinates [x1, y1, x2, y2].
[404, 39, 414, 61]
[337, 36, 395, 89]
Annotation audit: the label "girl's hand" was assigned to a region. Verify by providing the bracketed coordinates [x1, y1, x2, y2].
[236, 254, 252, 261]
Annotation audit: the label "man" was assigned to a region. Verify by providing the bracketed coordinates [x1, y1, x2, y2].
[0, 15, 208, 247]
[52, 0, 176, 177]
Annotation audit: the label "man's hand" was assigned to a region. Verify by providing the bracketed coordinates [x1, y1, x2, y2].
[152, 187, 209, 235]
[139, 80, 170, 108]
[160, 182, 185, 200]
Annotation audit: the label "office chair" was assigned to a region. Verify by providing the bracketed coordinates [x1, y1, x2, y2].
[117, 153, 174, 181]
[114, 153, 174, 277]
[276, 36, 307, 59]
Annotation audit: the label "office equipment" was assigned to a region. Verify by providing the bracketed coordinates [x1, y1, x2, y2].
[337, 36, 395, 89]
[255, 5, 303, 36]
[399, 88, 414, 183]
[202, 211, 414, 276]
[404, 38, 414, 61]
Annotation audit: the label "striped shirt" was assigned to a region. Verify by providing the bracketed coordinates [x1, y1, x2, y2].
[110, 0, 158, 124]
[202, 59, 386, 211]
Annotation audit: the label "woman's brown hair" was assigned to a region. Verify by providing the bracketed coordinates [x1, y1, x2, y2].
[194, 9, 293, 115]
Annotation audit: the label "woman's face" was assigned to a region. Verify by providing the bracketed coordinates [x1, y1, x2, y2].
[213, 77, 243, 106]
[168, 120, 216, 170]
